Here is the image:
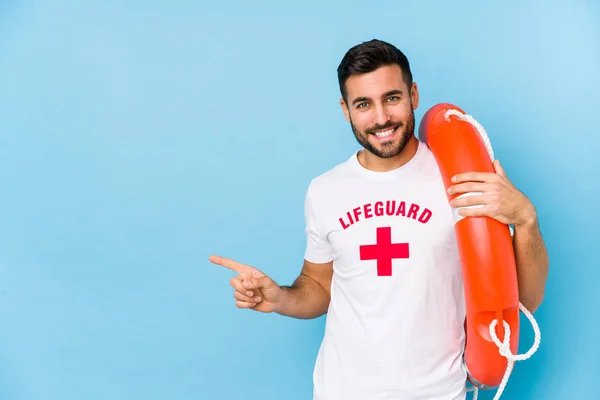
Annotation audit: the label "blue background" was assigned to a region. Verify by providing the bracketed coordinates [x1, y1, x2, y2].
[1, 0, 599, 399]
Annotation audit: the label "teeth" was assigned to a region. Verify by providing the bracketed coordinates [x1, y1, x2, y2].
[375, 128, 394, 137]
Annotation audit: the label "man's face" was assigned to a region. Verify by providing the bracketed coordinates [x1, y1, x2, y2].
[341, 64, 419, 159]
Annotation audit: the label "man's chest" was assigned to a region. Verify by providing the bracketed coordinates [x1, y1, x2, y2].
[318, 184, 459, 279]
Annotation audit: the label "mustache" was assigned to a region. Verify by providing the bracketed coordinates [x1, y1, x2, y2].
[365, 121, 402, 134]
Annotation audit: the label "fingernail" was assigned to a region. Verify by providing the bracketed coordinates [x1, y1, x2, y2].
[255, 297, 261, 302]
[246, 291, 253, 297]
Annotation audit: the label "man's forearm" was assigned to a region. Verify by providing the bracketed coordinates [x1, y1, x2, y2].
[275, 274, 331, 319]
[513, 213, 549, 313]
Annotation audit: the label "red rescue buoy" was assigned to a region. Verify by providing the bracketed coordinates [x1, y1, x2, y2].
[418, 103, 520, 390]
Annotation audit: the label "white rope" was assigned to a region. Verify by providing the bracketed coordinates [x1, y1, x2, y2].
[487, 303, 542, 399]
[444, 109, 542, 400]
[444, 109, 495, 161]
[466, 386, 479, 400]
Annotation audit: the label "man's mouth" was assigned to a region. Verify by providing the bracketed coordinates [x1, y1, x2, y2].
[371, 126, 398, 140]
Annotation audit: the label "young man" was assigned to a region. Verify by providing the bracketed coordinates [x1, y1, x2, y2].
[210, 39, 549, 400]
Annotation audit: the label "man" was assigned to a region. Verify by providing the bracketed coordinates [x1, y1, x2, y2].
[209, 39, 549, 400]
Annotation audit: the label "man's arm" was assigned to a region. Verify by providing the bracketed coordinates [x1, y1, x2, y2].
[512, 210, 549, 313]
[276, 259, 333, 319]
[448, 159, 549, 313]
[209, 256, 333, 317]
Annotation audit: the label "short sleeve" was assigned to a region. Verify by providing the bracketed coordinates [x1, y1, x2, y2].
[303, 183, 334, 263]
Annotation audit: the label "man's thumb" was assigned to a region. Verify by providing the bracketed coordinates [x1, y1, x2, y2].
[258, 275, 277, 289]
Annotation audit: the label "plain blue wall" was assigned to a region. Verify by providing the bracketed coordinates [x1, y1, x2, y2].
[0, 1, 598, 399]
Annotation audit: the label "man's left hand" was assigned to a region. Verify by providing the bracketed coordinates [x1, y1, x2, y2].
[447, 160, 536, 227]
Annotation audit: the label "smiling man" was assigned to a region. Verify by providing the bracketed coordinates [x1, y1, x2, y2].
[210, 39, 549, 400]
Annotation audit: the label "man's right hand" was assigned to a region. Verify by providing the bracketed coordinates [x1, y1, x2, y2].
[209, 255, 283, 313]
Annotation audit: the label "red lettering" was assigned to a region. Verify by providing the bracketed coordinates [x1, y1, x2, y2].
[338, 201, 433, 230]
[418, 209, 432, 223]
[386, 201, 396, 216]
[339, 217, 351, 229]
[353, 207, 362, 223]
[395, 201, 406, 216]
[407, 203, 419, 219]
[364, 203, 373, 218]
[374, 201, 384, 216]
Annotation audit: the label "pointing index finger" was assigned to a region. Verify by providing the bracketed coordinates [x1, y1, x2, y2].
[209, 255, 247, 274]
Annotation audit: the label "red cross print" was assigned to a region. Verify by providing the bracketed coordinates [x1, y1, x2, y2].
[359, 227, 409, 276]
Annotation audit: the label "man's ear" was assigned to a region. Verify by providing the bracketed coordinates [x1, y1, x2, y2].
[340, 98, 351, 123]
[411, 82, 419, 110]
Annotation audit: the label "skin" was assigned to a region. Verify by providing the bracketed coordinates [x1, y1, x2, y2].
[210, 64, 548, 316]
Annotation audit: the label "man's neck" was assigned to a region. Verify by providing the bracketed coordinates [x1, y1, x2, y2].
[358, 136, 420, 172]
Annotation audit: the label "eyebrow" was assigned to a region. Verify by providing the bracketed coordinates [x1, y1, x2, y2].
[351, 89, 404, 105]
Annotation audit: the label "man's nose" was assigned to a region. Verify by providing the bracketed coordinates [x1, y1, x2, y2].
[373, 105, 390, 127]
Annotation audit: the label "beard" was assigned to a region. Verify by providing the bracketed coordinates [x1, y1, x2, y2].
[350, 108, 415, 159]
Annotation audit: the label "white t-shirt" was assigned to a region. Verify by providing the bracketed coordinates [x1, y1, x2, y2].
[304, 140, 467, 400]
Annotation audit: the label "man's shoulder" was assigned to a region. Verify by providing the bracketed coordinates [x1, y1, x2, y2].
[307, 152, 357, 194]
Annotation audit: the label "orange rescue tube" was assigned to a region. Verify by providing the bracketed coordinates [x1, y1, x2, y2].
[418, 103, 520, 389]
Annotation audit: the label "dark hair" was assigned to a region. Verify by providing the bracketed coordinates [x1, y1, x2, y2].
[337, 39, 413, 102]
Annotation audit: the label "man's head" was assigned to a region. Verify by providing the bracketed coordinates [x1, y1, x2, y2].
[337, 39, 419, 159]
